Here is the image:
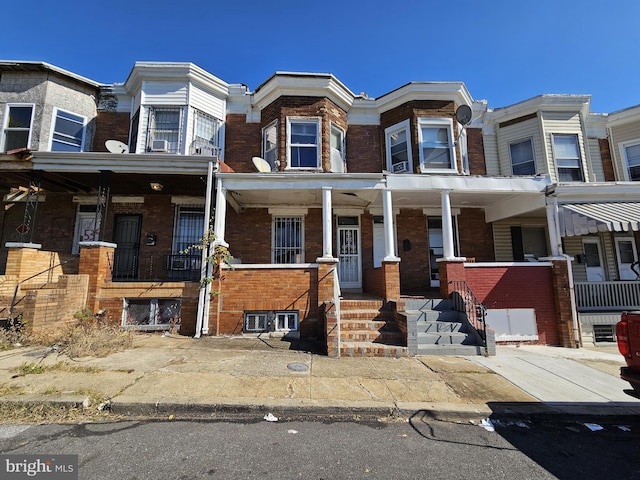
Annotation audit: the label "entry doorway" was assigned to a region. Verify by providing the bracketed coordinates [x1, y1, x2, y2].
[583, 238, 606, 282]
[112, 214, 142, 280]
[337, 216, 361, 289]
[615, 237, 639, 280]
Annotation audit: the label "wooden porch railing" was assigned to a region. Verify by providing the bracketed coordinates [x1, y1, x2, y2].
[575, 281, 640, 311]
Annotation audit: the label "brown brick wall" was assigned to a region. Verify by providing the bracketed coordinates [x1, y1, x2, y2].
[380, 100, 462, 173]
[212, 266, 320, 338]
[224, 113, 261, 172]
[467, 128, 487, 175]
[458, 208, 495, 262]
[93, 112, 130, 152]
[396, 209, 430, 294]
[345, 125, 382, 173]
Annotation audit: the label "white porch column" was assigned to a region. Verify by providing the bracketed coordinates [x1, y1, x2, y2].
[196, 161, 217, 337]
[441, 190, 456, 260]
[546, 198, 562, 256]
[213, 177, 228, 248]
[321, 187, 333, 259]
[383, 188, 400, 261]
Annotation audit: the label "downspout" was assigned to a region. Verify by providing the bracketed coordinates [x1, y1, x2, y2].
[195, 159, 215, 338]
[564, 253, 581, 348]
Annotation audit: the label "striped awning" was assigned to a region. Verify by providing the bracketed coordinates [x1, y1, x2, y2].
[559, 202, 640, 236]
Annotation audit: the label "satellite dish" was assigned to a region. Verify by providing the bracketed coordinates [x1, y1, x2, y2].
[252, 156, 271, 173]
[105, 140, 129, 154]
[455, 105, 473, 126]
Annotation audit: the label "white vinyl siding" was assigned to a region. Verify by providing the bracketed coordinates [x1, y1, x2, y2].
[496, 117, 544, 177]
[141, 82, 189, 105]
[262, 121, 278, 170]
[541, 111, 589, 182]
[587, 138, 606, 182]
[492, 219, 548, 262]
[563, 236, 587, 282]
[482, 131, 500, 175]
[189, 84, 226, 121]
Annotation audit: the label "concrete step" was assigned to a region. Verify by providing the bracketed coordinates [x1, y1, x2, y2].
[339, 341, 408, 358]
[418, 331, 470, 345]
[420, 321, 462, 333]
[400, 298, 453, 312]
[408, 309, 462, 323]
[416, 344, 487, 356]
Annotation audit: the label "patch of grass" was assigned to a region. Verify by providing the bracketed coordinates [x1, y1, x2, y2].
[0, 385, 26, 396]
[0, 402, 119, 424]
[0, 323, 28, 351]
[13, 362, 47, 375]
[42, 386, 61, 395]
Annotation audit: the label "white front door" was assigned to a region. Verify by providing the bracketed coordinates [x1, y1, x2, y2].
[615, 237, 639, 280]
[583, 238, 606, 282]
[337, 216, 361, 289]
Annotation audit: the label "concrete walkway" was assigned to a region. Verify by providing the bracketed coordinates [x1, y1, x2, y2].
[0, 334, 639, 423]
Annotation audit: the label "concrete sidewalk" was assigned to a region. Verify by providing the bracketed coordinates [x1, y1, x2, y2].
[0, 334, 639, 423]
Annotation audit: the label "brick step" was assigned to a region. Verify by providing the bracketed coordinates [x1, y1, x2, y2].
[340, 329, 403, 343]
[340, 299, 388, 310]
[339, 319, 398, 331]
[340, 341, 408, 358]
[339, 309, 394, 321]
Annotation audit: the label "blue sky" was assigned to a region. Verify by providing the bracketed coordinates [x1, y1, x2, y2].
[3, 0, 639, 113]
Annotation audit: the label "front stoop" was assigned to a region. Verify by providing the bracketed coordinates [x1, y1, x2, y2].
[400, 298, 491, 356]
[338, 298, 407, 358]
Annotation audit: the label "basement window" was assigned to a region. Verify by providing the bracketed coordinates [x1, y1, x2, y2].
[244, 311, 299, 333]
[593, 324, 615, 343]
[122, 298, 181, 330]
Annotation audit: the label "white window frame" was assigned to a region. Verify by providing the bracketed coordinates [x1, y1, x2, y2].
[509, 137, 536, 175]
[2, 103, 35, 152]
[147, 106, 183, 154]
[272, 215, 305, 264]
[191, 109, 221, 156]
[275, 311, 299, 332]
[330, 123, 345, 172]
[418, 117, 457, 173]
[262, 120, 278, 170]
[552, 133, 584, 182]
[49, 108, 86, 152]
[620, 139, 640, 181]
[286, 117, 321, 169]
[385, 119, 412, 173]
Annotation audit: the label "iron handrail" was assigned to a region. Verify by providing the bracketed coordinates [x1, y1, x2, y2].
[448, 280, 488, 355]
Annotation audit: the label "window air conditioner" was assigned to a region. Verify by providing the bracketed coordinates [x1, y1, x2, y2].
[392, 161, 409, 173]
[151, 140, 169, 152]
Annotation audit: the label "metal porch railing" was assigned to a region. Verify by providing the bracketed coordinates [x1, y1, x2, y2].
[448, 280, 488, 355]
[574, 281, 640, 311]
[110, 253, 202, 282]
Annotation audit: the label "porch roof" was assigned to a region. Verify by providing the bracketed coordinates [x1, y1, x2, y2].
[559, 202, 640, 236]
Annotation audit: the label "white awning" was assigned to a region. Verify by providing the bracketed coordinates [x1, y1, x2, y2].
[559, 202, 640, 236]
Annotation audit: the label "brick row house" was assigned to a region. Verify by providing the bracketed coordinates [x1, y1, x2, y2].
[1, 60, 638, 356]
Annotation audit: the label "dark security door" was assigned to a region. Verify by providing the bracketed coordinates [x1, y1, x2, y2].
[113, 215, 141, 280]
